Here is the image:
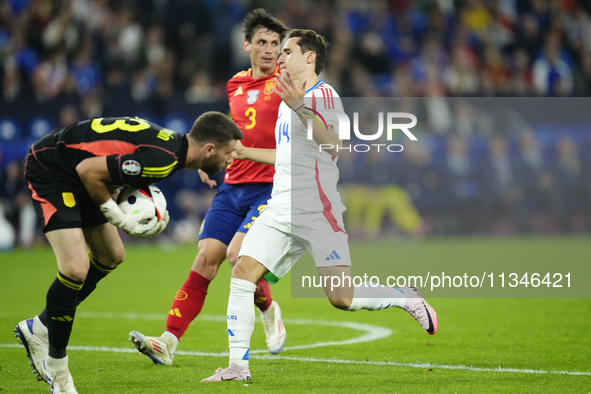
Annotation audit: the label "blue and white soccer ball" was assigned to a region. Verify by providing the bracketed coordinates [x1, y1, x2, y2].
[117, 185, 167, 224]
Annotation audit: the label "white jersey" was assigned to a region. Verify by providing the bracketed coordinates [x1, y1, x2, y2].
[265, 81, 346, 225]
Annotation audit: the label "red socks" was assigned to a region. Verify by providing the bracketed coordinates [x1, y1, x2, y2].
[166, 271, 210, 340]
[254, 278, 273, 312]
[166, 271, 274, 339]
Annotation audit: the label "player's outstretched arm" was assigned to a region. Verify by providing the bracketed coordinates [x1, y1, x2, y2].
[77, 157, 158, 236]
[232, 140, 276, 165]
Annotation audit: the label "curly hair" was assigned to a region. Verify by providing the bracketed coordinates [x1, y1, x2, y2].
[244, 8, 288, 43]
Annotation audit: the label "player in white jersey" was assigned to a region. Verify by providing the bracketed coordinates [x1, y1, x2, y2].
[266, 79, 344, 216]
[202, 29, 438, 382]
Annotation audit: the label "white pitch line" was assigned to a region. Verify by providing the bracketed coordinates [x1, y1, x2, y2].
[2, 343, 589, 376]
[74, 311, 394, 354]
[4, 311, 590, 376]
[1, 310, 392, 353]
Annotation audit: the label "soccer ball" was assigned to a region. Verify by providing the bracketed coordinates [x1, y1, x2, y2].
[117, 185, 167, 223]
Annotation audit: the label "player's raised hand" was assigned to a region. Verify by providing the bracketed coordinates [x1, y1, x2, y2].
[272, 70, 306, 111]
[198, 169, 217, 188]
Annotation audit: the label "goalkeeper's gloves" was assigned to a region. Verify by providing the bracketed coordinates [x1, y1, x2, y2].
[135, 210, 170, 238]
[99, 198, 158, 237]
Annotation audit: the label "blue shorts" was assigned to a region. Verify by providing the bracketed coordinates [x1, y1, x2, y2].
[198, 182, 273, 245]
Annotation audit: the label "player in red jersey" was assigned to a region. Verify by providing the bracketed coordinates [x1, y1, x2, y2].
[129, 9, 289, 365]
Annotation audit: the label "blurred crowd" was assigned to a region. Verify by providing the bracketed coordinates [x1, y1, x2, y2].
[338, 128, 591, 238]
[2, 0, 591, 247]
[3, 0, 591, 107]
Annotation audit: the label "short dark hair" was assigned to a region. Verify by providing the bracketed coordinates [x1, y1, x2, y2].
[289, 29, 329, 75]
[244, 8, 288, 43]
[189, 112, 243, 146]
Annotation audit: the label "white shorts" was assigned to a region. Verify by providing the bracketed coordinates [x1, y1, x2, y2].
[239, 209, 352, 279]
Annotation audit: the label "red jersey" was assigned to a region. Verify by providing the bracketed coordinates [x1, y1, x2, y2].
[225, 65, 281, 184]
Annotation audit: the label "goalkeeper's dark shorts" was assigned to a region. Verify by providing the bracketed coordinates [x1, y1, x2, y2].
[23, 150, 107, 233]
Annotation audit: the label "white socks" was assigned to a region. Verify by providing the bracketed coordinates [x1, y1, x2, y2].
[347, 283, 407, 311]
[34, 316, 48, 339]
[45, 354, 69, 370]
[161, 331, 180, 354]
[227, 278, 257, 367]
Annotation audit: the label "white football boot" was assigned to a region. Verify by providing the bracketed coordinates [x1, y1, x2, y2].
[14, 316, 49, 382]
[258, 300, 286, 354]
[129, 331, 175, 365]
[201, 363, 252, 382]
[401, 286, 438, 335]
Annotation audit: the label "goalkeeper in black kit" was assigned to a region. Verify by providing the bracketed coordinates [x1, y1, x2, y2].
[14, 113, 243, 394]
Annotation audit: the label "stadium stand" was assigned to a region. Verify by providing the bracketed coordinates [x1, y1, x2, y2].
[2, 0, 591, 245]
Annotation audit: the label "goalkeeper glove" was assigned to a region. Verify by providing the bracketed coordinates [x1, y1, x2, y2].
[135, 210, 170, 238]
[99, 198, 158, 237]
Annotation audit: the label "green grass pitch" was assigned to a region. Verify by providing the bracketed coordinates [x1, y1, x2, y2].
[1, 237, 590, 393]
